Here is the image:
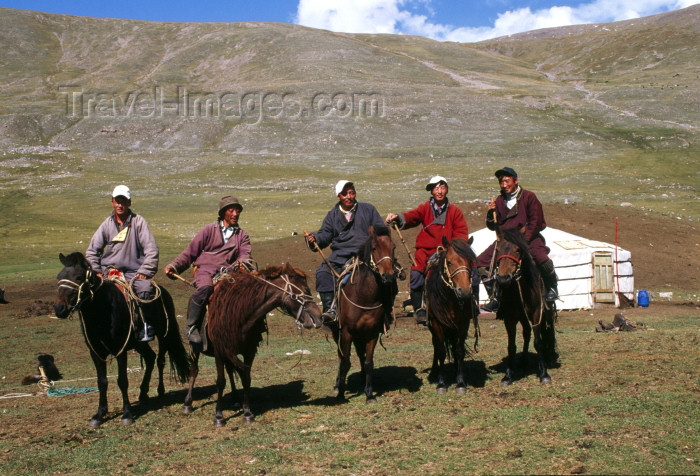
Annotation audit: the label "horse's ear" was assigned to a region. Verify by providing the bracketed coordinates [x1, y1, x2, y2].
[518, 225, 527, 235]
[495, 225, 503, 241]
[59, 253, 67, 265]
[282, 263, 295, 275]
[368, 225, 375, 236]
[468, 236, 474, 246]
[442, 236, 450, 247]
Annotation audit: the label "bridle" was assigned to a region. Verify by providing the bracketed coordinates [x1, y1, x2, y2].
[57, 268, 101, 316]
[250, 273, 318, 329]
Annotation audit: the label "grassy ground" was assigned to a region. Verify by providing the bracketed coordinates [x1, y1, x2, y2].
[1, 300, 698, 475]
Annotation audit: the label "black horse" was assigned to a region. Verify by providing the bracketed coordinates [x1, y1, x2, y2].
[492, 228, 558, 385]
[424, 237, 478, 394]
[53, 252, 190, 427]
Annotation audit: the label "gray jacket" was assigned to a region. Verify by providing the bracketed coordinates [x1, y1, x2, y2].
[86, 211, 159, 278]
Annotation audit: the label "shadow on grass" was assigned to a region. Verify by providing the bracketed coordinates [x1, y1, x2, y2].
[424, 359, 489, 390]
[488, 351, 562, 383]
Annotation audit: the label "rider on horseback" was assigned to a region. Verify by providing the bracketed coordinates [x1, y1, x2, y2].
[385, 176, 470, 325]
[164, 195, 252, 345]
[477, 167, 559, 312]
[85, 185, 159, 342]
[305, 180, 386, 324]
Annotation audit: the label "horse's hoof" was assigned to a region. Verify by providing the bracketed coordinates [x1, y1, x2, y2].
[540, 376, 552, 385]
[214, 418, 226, 428]
[182, 405, 193, 415]
[436, 386, 447, 395]
[121, 417, 134, 426]
[455, 386, 467, 395]
[366, 397, 377, 404]
[89, 419, 102, 429]
[501, 379, 512, 387]
[243, 413, 255, 424]
[332, 387, 340, 397]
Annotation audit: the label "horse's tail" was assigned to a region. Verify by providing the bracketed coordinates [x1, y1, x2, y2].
[160, 289, 191, 384]
[539, 308, 559, 364]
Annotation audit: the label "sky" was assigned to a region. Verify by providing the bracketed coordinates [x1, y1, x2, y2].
[2, 0, 698, 42]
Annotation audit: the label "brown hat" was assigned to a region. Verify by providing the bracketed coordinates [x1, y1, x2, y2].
[218, 195, 243, 216]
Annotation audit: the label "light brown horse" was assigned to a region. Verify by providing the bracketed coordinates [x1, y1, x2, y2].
[182, 264, 322, 426]
[493, 227, 558, 385]
[424, 237, 479, 394]
[331, 225, 398, 403]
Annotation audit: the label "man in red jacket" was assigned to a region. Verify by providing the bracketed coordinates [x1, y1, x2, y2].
[477, 167, 558, 312]
[386, 176, 469, 325]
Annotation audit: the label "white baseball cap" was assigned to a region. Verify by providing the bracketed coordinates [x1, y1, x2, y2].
[112, 185, 131, 200]
[426, 175, 448, 191]
[335, 180, 355, 196]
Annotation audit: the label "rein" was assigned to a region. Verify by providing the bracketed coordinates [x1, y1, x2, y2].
[248, 272, 317, 328]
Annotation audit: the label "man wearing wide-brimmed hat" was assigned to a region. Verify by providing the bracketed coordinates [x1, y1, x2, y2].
[385, 175, 469, 325]
[164, 195, 252, 344]
[476, 167, 558, 312]
[86, 185, 160, 341]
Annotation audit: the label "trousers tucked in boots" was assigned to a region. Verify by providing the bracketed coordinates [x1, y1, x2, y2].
[186, 299, 206, 344]
[411, 290, 427, 325]
[319, 291, 337, 323]
[538, 259, 559, 302]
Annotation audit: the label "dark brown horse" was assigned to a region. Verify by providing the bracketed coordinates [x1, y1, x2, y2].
[182, 264, 322, 426]
[493, 227, 558, 385]
[332, 225, 398, 403]
[424, 237, 478, 394]
[53, 252, 190, 427]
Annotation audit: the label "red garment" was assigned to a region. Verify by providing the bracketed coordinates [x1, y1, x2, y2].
[400, 200, 469, 273]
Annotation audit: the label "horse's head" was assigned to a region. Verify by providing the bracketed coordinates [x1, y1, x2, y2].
[441, 236, 476, 301]
[494, 227, 529, 288]
[367, 225, 396, 285]
[53, 252, 92, 319]
[276, 264, 323, 329]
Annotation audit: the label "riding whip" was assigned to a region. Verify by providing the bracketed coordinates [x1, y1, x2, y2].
[391, 222, 416, 267]
[303, 231, 340, 279]
[170, 272, 195, 287]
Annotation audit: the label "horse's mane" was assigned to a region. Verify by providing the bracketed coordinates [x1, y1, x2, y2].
[358, 225, 391, 263]
[501, 228, 540, 287]
[425, 238, 475, 324]
[63, 251, 88, 267]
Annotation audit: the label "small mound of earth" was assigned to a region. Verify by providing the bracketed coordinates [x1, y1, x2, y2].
[15, 300, 54, 318]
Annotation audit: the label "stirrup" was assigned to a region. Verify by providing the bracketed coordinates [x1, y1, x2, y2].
[481, 299, 499, 313]
[415, 309, 427, 325]
[321, 309, 337, 324]
[187, 326, 202, 344]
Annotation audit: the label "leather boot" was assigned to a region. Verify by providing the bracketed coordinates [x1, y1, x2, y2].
[411, 290, 427, 325]
[186, 299, 206, 344]
[539, 259, 559, 302]
[481, 280, 499, 313]
[319, 292, 337, 324]
[138, 304, 155, 342]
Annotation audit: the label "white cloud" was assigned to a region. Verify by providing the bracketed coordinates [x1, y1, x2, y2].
[295, 0, 700, 42]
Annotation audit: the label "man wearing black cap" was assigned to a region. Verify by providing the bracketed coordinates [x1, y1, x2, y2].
[164, 195, 252, 344]
[305, 180, 386, 323]
[385, 175, 469, 325]
[477, 167, 558, 311]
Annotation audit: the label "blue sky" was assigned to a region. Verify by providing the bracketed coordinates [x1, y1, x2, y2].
[2, 0, 698, 41]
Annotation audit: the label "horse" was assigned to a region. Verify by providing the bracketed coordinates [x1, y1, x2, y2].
[52, 252, 191, 428]
[492, 227, 558, 385]
[182, 263, 323, 426]
[424, 236, 479, 394]
[331, 225, 398, 404]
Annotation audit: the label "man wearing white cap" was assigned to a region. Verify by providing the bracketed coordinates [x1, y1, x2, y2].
[86, 185, 159, 341]
[385, 176, 469, 325]
[305, 180, 385, 322]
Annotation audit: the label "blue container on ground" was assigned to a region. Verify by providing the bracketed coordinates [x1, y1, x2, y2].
[637, 290, 649, 308]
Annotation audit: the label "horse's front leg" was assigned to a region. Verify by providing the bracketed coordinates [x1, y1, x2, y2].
[182, 348, 200, 414]
[454, 334, 467, 394]
[240, 353, 255, 423]
[520, 317, 532, 370]
[430, 327, 447, 394]
[116, 353, 134, 425]
[502, 318, 518, 386]
[533, 328, 552, 385]
[89, 353, 109, 428]
[156, 337, 167, 397]
[333, 329, 352, 400]
[136, 342, 156, 404]
[363, 338, 378, 404]
[213, 357, 227, 427]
